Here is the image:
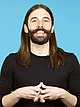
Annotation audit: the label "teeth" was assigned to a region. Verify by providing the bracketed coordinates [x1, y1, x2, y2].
[37, 30, 44, 34]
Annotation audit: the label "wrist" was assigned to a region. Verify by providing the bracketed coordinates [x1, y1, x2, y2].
[2, 90, 21, 107]
[58, 89, 67, 99]
[59, 89, 77, 106]
[12, 89, 21, 100]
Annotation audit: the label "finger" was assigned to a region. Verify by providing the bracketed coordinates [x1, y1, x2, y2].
[40, 93, 50, 100]
[41, 83, 48, 89]
[33, 87, 41, 94]
[34, 82, 43, 92]
[36, 82, 43, 88]
[40, 98, 45, 103]
[34, 91, 40, 102]
[40, 88, 50, 95]
[30, 93, 39, 100]
[34, 97, 39, 102]
[40, 89, 47, 94]
[30, 90, 39, 97]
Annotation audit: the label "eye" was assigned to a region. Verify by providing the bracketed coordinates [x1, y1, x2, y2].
[44, 19, 49, 23]
[31, 19, 37, 23]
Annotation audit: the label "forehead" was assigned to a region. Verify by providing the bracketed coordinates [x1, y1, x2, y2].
[28, 8, 51, 20]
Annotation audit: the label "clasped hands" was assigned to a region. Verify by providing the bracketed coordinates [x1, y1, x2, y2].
[17, 82, 64, 103]
[33, 82, 64, 103]
[33, 82, 48, 103]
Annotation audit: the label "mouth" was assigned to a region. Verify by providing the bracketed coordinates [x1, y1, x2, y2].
[36, 30, 45, 34]
[35, 30, 46, 38]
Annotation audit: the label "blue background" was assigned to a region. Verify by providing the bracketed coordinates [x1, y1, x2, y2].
[0, 0, 80, 69]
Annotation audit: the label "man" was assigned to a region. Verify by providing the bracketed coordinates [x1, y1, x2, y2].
[0, 4, 80, 107]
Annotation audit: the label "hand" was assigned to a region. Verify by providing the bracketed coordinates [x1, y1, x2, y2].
[16, 82, 42, 101]
[39, 82, 65, 103]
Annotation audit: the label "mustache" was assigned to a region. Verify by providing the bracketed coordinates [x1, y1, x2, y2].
[28, 27, 51, 34]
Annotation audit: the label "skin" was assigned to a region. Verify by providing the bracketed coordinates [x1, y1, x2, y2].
[2, 8, 77, 107]
[27, 8, 53, 31]
[24, 8, 53, 56]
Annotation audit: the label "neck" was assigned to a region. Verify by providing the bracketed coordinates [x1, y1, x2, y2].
[30, 40, 49, 56]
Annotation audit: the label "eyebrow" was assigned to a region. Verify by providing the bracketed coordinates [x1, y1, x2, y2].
[30, 17, 50, 21]
[30, 17, 38, 21]
[43, 17, 50, 20]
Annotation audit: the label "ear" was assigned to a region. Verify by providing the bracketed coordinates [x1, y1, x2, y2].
[51, 26, 54, 33]
[24, 24, 28, 33]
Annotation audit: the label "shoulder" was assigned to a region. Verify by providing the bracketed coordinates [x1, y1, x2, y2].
[66, 52, 79, 63]
[2, 53, 17, 66]
[1, 53, 17, 73]
[5, 53, 17, 60]
[64, 52, 80, 70]
[58, 47, 79, 65]
[58, 47, 79, 64]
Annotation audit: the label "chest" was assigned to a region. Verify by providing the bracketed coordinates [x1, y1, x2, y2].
[13, 58, 69, 90]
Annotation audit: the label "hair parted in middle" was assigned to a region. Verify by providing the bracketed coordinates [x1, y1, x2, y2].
[17, 4, 66, 68]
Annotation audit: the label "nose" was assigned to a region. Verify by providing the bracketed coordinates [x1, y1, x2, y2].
[38, 20, 43, 27]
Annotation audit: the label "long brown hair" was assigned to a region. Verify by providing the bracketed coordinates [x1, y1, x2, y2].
[17, 4, 66, 68]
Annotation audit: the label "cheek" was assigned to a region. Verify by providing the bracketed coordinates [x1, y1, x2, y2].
[43, 23, 51, 30]
[28, 23, 38, 30]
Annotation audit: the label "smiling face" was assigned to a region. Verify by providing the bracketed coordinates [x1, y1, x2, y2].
[26, 8, 54, 45]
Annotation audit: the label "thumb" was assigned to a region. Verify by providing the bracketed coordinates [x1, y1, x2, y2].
[41, 82, 48, 89]
[36, 82, 43, 88]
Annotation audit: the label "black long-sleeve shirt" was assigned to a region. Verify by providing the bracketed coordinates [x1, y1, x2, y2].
[0, 52, 80, 107]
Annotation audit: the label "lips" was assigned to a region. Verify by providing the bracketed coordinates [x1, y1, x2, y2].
[37, 30, 44, 34]
[35, 30, 45, 37]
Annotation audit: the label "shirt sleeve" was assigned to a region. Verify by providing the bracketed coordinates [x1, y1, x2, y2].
[0, 54, 13, 106]
[67, 53, 80, 107]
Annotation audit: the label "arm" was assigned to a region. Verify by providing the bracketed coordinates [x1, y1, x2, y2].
[2, 83, 42, 107]
[38, 82, 77, 107]
[0, 54, 40, 107]
[60, 89, 77, 107]
[2, 91, 20, 107]
[39, 54, 80, 107]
